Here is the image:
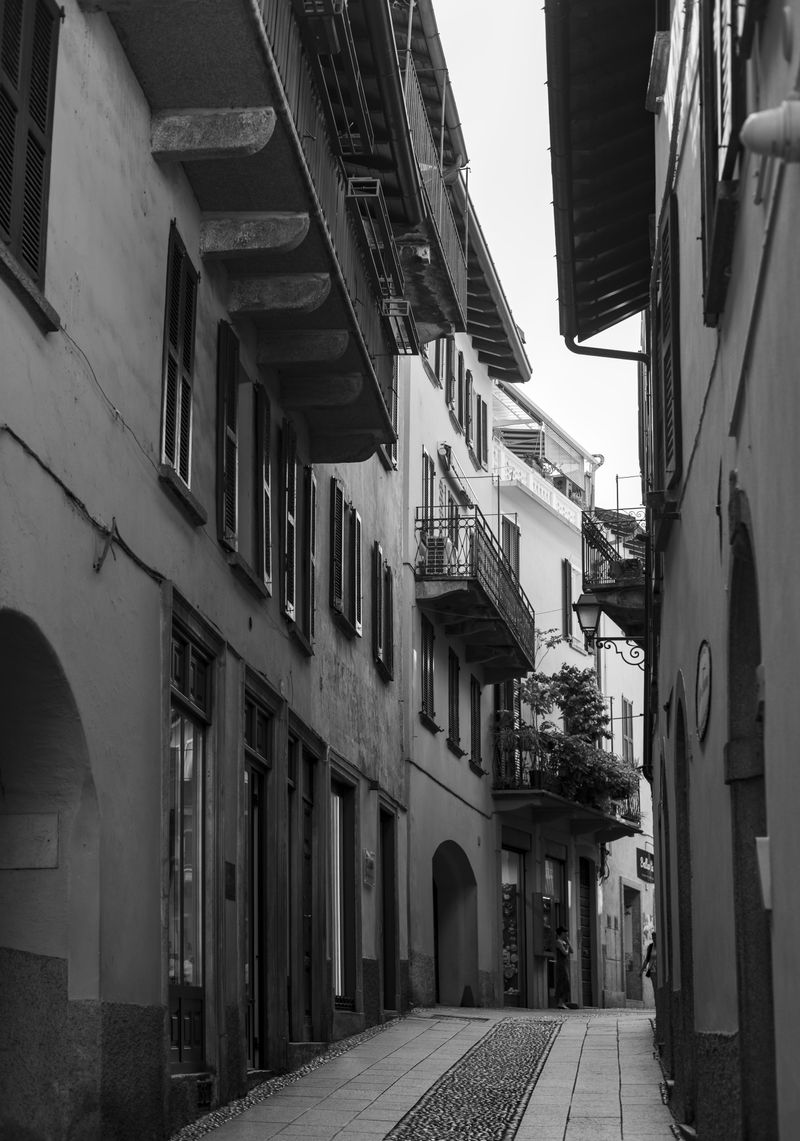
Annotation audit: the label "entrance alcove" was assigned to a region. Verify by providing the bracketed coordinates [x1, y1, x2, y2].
[431, 840, 478, 1007]
[0, 608, 101, 1139]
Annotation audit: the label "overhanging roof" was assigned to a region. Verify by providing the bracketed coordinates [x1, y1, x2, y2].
[545, 0, 655, 343]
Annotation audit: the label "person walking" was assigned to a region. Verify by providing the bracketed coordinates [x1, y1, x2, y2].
[639, 931, 656, 984]
[555, 925, 573, 1009]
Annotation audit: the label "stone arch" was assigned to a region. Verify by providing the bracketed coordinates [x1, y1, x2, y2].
[431, 840, 478, 1007]
[0, 608, 100, 1139]
[727, 517, 778, 1138]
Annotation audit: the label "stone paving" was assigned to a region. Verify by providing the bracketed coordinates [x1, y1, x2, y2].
[171, 1008, 677, 1141]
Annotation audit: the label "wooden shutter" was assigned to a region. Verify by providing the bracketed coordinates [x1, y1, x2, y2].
[383, 564, 393, 676]
[351, 508, 362, 635]
[421, 615, 435, 717]
[372, 540, 384, 662]
[389, 359, 398, 467]
[562, 557, 573, 637]
[502, 517, 520, 576]
[657, 194, 682, 489]
[0, 0, 59, 283]
[715, 0, 741, 181]
[304, 466, 317, 639]
[162, 223, 198, 484]
[330, 477, 345, 612]
[457, 351, 464, 425]
[216, 321, 239, 548]
[445, 336, 455, 407]
[255, 386, 272, 591]
[282, 421, 297, 620]
[465, 370, 473, 445]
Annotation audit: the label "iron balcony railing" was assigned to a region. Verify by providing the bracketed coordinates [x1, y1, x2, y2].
[260, 0, 384, 359]
[582, 508, 647, 591]
[403, 55, 468, 325]
[414, 505, 537, 669]
[494, 745, 642, 824]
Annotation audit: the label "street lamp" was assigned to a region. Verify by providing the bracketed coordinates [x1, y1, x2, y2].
[573, 593, 645, 670]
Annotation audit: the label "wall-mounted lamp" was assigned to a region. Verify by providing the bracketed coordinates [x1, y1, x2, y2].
[740, 95, 800, 161]
[573, 593, 646, 671]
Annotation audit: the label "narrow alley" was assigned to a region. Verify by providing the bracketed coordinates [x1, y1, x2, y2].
[169, 1009, 675, 1141]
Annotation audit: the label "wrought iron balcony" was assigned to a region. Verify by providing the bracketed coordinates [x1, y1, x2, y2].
[414, 506, 536, 683]
[492, 745, 640, 841]
[582, 508, 647, 643]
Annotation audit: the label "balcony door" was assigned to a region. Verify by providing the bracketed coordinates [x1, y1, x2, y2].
[501, 848, 526, 1007]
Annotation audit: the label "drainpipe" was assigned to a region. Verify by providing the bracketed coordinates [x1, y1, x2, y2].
[564, 335, 648, 365]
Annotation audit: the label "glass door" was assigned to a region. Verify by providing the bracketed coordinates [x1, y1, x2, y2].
[501, 848, 525, 1006]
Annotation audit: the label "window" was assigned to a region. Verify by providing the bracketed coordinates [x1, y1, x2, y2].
[432, 336, 445, 387]
[420, 614, 435, 725]
[161, 223, 199, 485]
[301, 466, 317, 642]
[0, 0, 59, 287]
[470, 675, 482, 767]
[372, 540, 394, 680]
[447, 648, 462, 753]
[329, 478, 362, 637]
[456, 350, 465, 426]
[653, 193, 682, 491]
[562, 558, 582, 639]
[216, 321, 239, 549]
[475, 395, 489, 467]
[331, 779, 356, 1010]
[621, 697, 635, 764]
[168, 626, 211, 1071]
[422, 449, 436, 519]
[495, 678, 522, 782]
[501, 515, 520, 576]
[281, 420, 298, 620]
[255, 386, 273, 592]
[699, 0, 743, 323]
[387, 357, 398, 468]
[444, 335, 456, 408]
[465, 370, 473, 446]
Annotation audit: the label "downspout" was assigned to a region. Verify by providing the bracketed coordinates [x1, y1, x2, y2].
[564, 335, 648, 365]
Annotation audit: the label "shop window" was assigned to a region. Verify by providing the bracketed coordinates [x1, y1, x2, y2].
[331, 778, 357, 1010]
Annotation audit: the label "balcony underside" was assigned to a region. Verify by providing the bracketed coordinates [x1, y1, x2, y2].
[591, 584, 646, 643]
[416, 581, 534, 684]
[83, 0, 393, 462]
[492, 788, 639, 843]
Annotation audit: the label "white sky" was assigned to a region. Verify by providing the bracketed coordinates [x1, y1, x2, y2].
[432, 0, 644, 510]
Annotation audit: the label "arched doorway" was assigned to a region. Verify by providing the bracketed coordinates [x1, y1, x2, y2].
[431, 841, 478, 1007]
[0, 609, 100, 1139]
[727, 523, 777, 1138]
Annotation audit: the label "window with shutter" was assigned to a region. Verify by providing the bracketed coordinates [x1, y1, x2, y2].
[302, 466, 317, 641]
[388, 358, 398, 468]
[420, 614, 435, 722]
[447, 648, 461, 750]
[465, 370, 473, 446]
[444, 336, 455, 408]
[456, 351, 465, 426]
[382, 563, 393, 678]
[0, 0, 59, 286]
[161, 223, 198, 486]
[501, 516, 520, 577]
[372, 540, 384, 663]
[700, 0, 743, 322]
[216, 321, 239, 549]
[349, 507, 362, 636]
[255, 387, 272, 592]
[654, 194, 682, 491]
[422, 449, 436, 530]
[470, 675, 482, 766]
[562, 557, 575, 638]
[282, 421, 297, 620]
[330, 477, 345, 613]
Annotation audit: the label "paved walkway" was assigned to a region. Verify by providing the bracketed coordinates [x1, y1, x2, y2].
[176, 1008, 675, 1141]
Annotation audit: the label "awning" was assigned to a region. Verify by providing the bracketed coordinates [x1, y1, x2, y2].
[545, 0, 655, 343]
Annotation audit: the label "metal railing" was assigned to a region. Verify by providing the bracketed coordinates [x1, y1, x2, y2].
[493, 745, 641, 825]
[403, 56, 468, 324]
[414, 505, 536, 668]
[582, 509, 646, 591]
[260, 1, 385, 365]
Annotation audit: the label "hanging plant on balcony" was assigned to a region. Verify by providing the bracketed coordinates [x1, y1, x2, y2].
[493, 657, 640, 810]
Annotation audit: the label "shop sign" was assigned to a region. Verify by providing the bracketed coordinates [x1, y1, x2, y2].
[637, 848, 655, 883]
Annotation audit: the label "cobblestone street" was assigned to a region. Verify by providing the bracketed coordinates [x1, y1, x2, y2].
[171, 1009, 675, 1141]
